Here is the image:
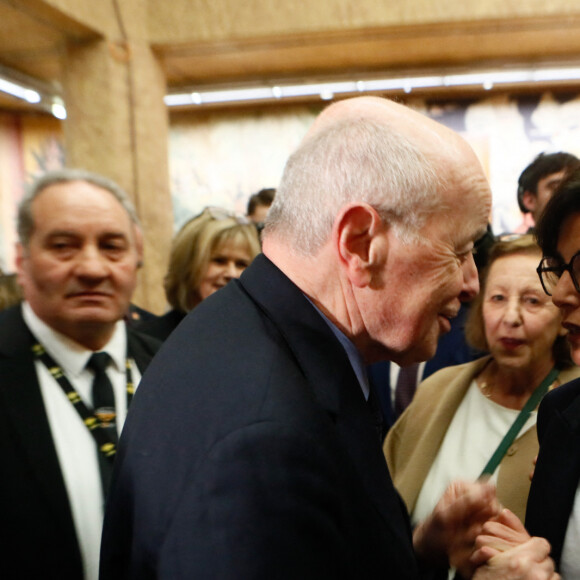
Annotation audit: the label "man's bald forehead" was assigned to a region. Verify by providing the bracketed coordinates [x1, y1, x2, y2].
[307, 96, 407, 130]
[306, 96, 468, 162]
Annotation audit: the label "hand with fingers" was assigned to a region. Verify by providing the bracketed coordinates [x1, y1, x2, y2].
[471, 509, 558, 580]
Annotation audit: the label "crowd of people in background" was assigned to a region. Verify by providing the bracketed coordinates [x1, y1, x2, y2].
[2, 96, 580, 579]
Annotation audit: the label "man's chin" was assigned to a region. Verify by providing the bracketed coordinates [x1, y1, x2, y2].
[64, 306, 123, 325]
[398, 337, 438, 366]
[368, 340, 435, 367]
[395, 351, 431, 367]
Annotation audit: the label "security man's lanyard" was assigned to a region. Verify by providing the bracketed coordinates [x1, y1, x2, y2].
[31, 342, 135, 462]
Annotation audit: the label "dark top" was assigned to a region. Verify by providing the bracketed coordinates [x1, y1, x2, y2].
[526, 377, 580, 570]
[136, 308, 186, 342]
[100, 254, 419, 580]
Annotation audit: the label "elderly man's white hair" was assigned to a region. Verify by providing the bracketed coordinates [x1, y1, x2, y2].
[265, 111, 443, 255]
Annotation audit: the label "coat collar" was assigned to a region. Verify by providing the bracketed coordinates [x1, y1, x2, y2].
[239, 255, 416, 563]
[239, 254, 356, 418]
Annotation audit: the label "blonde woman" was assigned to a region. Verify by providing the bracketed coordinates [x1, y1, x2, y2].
[139, 207, 261, 341]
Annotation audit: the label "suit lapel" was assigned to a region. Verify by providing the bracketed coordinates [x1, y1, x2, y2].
[0, 306, 76, 530]
[126, 327, 160, 375]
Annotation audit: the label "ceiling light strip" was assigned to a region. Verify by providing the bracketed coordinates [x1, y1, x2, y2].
[164, 66, 580, 107]
[0, 78, 41, 103]
[0, 66, 65, 118]
[3, 64, 580, 117]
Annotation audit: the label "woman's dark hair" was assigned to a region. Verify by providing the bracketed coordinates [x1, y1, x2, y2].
[536, 164, 580, 257]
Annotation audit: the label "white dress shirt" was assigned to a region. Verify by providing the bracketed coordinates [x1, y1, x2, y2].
[389, 362, 426, 407]
[412, 380, 536, 526]
[23, 303, 142, 580]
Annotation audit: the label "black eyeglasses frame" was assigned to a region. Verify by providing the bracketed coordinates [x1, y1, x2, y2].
[537, 250, 580, 296]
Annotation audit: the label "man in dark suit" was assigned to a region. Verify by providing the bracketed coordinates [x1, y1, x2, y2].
[526, 381, 580, 573]
[0, 169, 160, 580]
[101, 97, 555, 580]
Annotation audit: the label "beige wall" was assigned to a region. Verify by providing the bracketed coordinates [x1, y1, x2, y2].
[19, 0, 119, 37]
[147, 0, 580, 42]
[18, 0, 580, 44]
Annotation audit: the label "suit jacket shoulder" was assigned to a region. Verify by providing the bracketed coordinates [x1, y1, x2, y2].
[101, 254, 418, 580]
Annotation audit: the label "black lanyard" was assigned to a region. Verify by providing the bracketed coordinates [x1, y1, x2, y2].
[479, 366, 559, 478]
[32, 342, 134, 463]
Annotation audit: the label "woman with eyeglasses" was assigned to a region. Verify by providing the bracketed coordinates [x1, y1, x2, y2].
[384, 234, 580, 543]
[138, 207, 261, 341]
[525, 165, 580, 578]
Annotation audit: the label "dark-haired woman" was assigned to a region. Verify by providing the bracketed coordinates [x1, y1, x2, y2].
[526, 165, 580, 577]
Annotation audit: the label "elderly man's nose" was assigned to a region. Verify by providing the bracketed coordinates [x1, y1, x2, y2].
[74, 248, 108, 277]
[460, 254, 479, 302]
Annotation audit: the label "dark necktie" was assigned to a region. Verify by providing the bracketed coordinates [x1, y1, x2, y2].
[394, 362, 420, 418]
[87, 352, 117, 496]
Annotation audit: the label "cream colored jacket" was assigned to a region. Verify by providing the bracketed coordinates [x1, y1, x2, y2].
[384, 356, 580, 522]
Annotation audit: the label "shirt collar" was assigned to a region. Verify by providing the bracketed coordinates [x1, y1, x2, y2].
[305, 297, 370, 400]
[22, 302, 128, 377]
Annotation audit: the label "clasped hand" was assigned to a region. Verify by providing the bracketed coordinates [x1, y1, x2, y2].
[413, 480, 558, 580]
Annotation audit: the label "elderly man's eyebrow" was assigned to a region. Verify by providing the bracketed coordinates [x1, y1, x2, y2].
[45, 229, 129, 239]
[100, 232, 130, 240]
[45, 230, 78, 237]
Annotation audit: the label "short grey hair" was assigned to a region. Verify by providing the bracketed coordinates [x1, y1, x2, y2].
[18, 168, 140, 247]
[265, 116, 445, 254]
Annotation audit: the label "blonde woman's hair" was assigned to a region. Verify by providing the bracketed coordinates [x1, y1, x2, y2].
[164, 208, 261, 312]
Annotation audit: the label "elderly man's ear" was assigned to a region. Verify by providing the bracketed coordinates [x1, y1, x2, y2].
[335, 204, 388, 288]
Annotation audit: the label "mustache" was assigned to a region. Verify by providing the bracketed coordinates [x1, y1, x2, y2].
[65, 285, 114, 297]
